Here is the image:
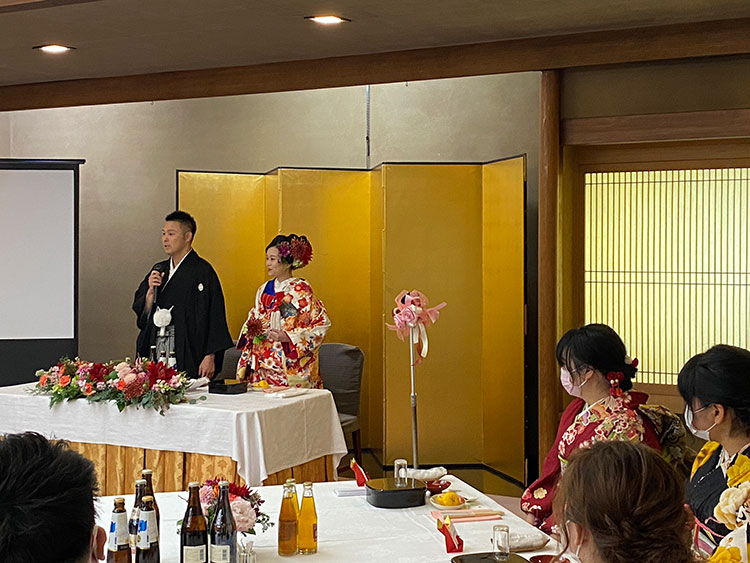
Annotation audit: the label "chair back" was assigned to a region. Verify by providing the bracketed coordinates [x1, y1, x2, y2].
[319, 343, 364, 417]
[216, 343, 241, 380]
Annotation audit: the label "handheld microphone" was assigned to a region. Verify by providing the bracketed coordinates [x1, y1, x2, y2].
[152, 263, 166, 304]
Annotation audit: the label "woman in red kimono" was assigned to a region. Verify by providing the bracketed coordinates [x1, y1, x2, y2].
[520, 323, 686, 535]
[236, 234, 330, 388]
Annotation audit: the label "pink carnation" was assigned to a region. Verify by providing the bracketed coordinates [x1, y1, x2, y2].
[231, 499, 257, 532]
[199, 484, 216, 505]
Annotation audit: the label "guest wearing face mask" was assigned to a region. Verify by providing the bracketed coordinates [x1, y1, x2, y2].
[552, 440, 695, 563]
[520, 323, 687, 534]
[680, 344, 750, 557]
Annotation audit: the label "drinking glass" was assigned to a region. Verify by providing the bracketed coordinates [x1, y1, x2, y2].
[492, 524, 510, 561]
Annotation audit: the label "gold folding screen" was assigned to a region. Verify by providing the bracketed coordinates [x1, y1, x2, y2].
[179, 158, 526, 482]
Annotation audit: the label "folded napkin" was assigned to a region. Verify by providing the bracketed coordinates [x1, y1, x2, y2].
[509, 531, 550, 552]
[186, 377, 210, 391]
[406, 466, 447, 481]
[350, 459, 370, 486]
[267, 388, 309, 399]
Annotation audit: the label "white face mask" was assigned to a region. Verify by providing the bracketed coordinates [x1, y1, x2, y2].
[563, 521, 584, 563]
[684, 404, 717, 441]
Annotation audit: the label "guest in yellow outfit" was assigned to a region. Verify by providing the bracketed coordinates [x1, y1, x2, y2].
[680, 345, 750, 558]
[236, 234, 331, 388]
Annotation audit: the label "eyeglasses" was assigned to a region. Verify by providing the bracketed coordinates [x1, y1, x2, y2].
[569, 366, 590, 376]
[692, 403, 713, 415]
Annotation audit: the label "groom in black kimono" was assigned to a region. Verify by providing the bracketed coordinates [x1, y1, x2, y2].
[133, 211, 232, 378]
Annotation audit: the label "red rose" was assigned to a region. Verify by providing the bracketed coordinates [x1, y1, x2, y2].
[39, 375, 48, 387]
[59, 375, 71, 387]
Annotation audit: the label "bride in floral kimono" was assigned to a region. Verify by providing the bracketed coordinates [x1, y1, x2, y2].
[520, 323, 687, 535]
[236, 234, 330, 388]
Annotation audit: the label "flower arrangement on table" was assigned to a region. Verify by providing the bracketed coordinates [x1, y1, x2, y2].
[196, 478, 272, 535]
[32, 357, 203, 415]
[707, 454, 750, 562]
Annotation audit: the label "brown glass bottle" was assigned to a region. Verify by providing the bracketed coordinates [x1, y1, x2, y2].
[135, 495, 160, 563]
[129, 479, 147, 556]
[106, 497, 130, 563]
[277, 483, 298, 556]
[209, 481, 237, 563]
[142, 469, 160, 532]
[180, 481, 208, 563]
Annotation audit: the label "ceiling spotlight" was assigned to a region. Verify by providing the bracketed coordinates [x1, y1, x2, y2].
[33, 44, 76, 54]
[305, 15, 350, 24]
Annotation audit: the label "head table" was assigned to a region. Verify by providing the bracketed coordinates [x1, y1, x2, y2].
[0, 383, 347, 494]
[96, 475, 559, 562]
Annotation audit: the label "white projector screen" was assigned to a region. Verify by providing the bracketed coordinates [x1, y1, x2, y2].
[0, 168, 75, 339]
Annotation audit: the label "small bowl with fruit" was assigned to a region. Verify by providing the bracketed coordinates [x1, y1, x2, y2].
[429, 491, 467, 510]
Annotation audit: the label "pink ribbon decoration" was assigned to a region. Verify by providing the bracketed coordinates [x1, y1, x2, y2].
[386, 290, 446, 364]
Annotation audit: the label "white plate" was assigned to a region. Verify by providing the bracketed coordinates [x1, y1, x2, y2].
[430, 494, 467, 510]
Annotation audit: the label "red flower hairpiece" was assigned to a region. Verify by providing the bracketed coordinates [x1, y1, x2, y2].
[607, 371, 625, 397]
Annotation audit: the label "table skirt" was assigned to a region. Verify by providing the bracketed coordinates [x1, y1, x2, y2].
[68, 441, 336, 495]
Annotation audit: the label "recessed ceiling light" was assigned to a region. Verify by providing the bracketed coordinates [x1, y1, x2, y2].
[33, 44, 76, 54]
[305, 15, 350, 24]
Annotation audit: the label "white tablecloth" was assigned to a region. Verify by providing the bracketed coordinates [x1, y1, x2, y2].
[96, 476, 560, 562]
[0, 383, 347, 485]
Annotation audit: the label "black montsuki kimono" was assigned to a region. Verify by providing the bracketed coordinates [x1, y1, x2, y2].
[132, 250, 232, 378]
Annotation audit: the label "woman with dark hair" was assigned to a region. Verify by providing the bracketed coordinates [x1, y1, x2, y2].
[236, 234, 330, 388]
[552, 440, 695, 563]
[680, 344, 750, 557]
[521, 323, 686, 534]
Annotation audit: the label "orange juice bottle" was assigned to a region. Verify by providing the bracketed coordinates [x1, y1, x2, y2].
[297, 482, 318, 554]
[277, 483, 298, 556]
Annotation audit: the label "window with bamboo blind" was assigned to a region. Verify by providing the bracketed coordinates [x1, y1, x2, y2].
[584, 168, 750, 385]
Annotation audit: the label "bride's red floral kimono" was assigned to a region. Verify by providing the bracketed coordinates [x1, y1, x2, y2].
[521, 391, 686, 534]
[236, 277, 330, 388]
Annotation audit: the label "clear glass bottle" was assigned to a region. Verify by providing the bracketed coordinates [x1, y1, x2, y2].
[168, 351, 177, 368]
[180, 481, 208, 563]
[277, 483, 298, 556]
[106, 497, 130, 563]
[297, 482, 318, 554]
[210, 480, 237, 563]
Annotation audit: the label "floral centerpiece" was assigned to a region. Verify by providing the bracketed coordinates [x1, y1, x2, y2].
[707, 454, 750, 562]
[32, 357, 203, 415]
[196, 478, 272, 535]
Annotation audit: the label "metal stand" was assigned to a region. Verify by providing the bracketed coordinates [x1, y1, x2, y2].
[409, 326, 419, 469]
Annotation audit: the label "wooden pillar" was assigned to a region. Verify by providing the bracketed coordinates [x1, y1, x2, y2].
[538, 70, 562, 467]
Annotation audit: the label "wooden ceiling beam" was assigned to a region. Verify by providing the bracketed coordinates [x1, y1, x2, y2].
[1, 17, 749, 110]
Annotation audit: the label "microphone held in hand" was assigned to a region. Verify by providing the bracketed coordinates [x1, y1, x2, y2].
[152, 263, 166, 304]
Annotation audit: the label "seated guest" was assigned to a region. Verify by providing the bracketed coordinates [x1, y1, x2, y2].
[553, 440, 694, 563]
[521, 323, 687, 534]
[0, 432, 106, 562]
[680, 344, 750, 557]
[236, 234, 330, 388]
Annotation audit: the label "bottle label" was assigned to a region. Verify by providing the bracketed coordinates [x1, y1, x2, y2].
[183, 545, 207, 562]
[137, 511, 158, 548]
[108, 512, 129, 551]
[210, 544, 231, 562]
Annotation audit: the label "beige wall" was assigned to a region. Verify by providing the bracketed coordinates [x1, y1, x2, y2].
[562, 55, 750, 119]
[1, 73, 541, 373]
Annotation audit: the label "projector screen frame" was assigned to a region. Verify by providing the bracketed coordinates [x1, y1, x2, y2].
[0, 158, 84, 386]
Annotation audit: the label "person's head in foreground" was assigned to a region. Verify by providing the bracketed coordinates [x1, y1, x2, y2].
[0, 432, 105, 563]
[553, 440, 693, 563]
[678, 344, 750, 445]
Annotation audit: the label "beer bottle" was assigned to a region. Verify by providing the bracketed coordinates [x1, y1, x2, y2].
[297, 482, 318, 554]
[106, 497, 130, 563]
[142, 469, 161, 531]
[285, 478, 299, 516]
[277, 483, 298, 556]
[210, 480, 237, 563]
[129, 479, 147, 555]
[180, 481, 208, 563]
[135, 495, 160, 563]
